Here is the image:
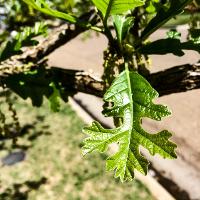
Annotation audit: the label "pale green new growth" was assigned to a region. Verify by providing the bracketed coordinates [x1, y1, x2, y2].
[91, 0, 145, 17]
[113, 15, 134, 43]
[83, 68, 177, 182]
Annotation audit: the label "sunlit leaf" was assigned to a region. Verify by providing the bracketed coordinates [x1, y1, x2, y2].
[83, 67, 177, 182]
[91, 0, 145, 17]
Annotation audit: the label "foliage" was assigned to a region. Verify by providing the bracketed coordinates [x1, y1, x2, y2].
[139, 30, 200, 56]
[0, 0, 199, 183]
[83, 68, 176, 181]
[4, 67, 73, 107]
[141, 0, 192, 40]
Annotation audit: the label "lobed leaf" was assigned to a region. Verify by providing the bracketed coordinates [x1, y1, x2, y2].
[83, 68, 177, 182]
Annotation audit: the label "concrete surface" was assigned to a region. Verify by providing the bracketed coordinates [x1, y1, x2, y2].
[48, 28, 200, 199]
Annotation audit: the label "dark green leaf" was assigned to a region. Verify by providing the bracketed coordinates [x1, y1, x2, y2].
[139, 38, 200, 56]
[141, 0, 192, 40]
[4, 68, 52, 107]
[3, 67, 75, 107]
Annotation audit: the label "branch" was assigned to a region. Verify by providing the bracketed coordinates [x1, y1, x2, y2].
[0, 24, 84, 77]
[50, 68, 105, 97]
[52, 63, 200, 97]
[1, 62, 200, 98]
[0, 10, 99, 77]
[0, 13, 199, 98]
[147, 63, 200, 96]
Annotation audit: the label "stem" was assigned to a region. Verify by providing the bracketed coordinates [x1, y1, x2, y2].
[100, 0, 122, 56]
[90, 26, 103, 32]
[125, 61, 129, 71]
[104, 0, 114, 25]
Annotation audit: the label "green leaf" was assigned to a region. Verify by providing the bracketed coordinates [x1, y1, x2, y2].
[91, 0, 145, 17]
[83, 68, 177, 182]
[141, 0, 192, 40]
[4, 68, 53, 107]
[139, 38, 200, 56]
[23, 0, 90, 28]
[189, 28, 200, 44]
[166, 29, 181, 39]
[113, 15, 134, 43]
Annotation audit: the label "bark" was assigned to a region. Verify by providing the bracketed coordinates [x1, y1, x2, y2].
[22, 63, 200, 98]
[55, 63, 200, 97]
[1, 63, 200, 98]
[147, 63, 200, 96]
[0, 10, 98, 77]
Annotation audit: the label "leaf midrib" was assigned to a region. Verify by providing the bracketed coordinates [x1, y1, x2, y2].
[123, 67, 134, 176]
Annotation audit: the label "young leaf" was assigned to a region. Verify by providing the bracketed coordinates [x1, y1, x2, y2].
[141, 0, 192, 40]
[113, 15, 134, 43]
[83, 68, 177, 182]
[91, 0, 145, 17]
